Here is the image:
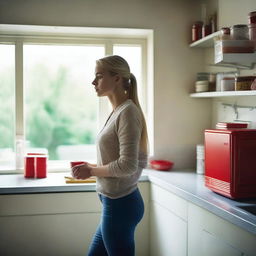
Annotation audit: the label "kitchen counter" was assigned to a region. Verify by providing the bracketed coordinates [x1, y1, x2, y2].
[0, 169, 255, 235]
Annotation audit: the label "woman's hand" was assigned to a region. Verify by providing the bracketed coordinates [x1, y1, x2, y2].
[72, 163, 92, 179]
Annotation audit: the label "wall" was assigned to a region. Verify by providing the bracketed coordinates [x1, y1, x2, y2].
[0, 0, 210, 169]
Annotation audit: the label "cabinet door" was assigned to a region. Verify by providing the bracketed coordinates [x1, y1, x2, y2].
[188, 203, 256, 256]
[150, 202, 187, 256]
[150, 183, 188, 256]
[0, 212, 100, 256]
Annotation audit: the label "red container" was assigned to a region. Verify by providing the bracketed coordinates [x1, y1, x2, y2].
[248, 11, 256, 24]
[202, 24, 211, 37]
[248, 24, 256, 50]
[24, 154, 47, 178]
[150, 160, 174, 171]
[204, 129, 256, 199]
[192, 22, 203, 42]
[36, 156, 47, 178]
[24, 156, 35, 178]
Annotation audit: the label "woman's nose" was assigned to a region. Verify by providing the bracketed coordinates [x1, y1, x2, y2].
[92, 79, 96, 85]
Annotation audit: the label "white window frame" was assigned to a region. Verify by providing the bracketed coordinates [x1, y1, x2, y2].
[0, 24, 154, 173]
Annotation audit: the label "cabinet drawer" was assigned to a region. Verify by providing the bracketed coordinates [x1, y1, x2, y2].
[150, 183, 187, 221]
[0, 192, 101, 216]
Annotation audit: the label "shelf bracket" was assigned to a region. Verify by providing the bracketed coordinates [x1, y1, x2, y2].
[222, 102, 256, 120]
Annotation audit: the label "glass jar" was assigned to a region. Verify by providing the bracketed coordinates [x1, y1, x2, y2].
[248, 24, 256, 50]
[248, 11, 256, 24]
[220, 27, 231, 40]
[192, 22, 203, 42]
[231, 24, 249, 40]
[235, 76, 256, 90]
[202, 24, 211, 37]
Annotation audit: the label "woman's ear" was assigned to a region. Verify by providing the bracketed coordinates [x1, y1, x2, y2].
[114, 74, 122, 83]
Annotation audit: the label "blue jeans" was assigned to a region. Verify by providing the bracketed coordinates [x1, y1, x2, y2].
[87, 188, 144, 256]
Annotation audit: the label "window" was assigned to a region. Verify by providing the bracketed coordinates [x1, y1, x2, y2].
[24, 45, 104, 161]
[0, 44, 15, 170]
[0, 25, 151, 172]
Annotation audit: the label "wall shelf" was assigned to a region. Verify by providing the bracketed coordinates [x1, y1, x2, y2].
[189, 31, 221, 48]
[190, 91, 256, 98]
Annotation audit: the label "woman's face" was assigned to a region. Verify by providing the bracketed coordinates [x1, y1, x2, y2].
[92, 65, 118, 97]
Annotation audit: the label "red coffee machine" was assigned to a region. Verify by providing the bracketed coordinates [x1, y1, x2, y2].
[204, 123, 256, 199]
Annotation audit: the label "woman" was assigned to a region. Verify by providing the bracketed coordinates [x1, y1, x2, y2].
[72, 55, 148, 256]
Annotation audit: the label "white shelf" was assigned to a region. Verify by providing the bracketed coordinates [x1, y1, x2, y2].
[189, 31, 221, 48]
[190, 91, 256, 98]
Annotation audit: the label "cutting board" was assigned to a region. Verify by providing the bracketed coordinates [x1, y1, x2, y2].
[65, 176, 96, 183]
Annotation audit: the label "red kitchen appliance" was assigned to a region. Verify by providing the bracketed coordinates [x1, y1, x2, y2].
[204, 125, 256, 199]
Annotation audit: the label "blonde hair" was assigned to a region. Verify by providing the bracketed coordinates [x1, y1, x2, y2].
[96, 55, 148, 154]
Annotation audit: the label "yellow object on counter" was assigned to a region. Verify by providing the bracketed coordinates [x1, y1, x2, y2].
[64, 176, 96, 183]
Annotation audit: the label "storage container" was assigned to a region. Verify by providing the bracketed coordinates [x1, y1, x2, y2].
[196, 144, 205, 175]
[192, 22, 203, 42]
[24, 154, 47, 178]
[220, 77, 235, 91]
[235, 76, 256, 90]
[248, 11, 256, 24]
[195, 80, 209, 92]
[248, 24, 256, 50]
[220, 27, 231, 40]
[230, 24, 249, 40]
[202, 24, 211, 37]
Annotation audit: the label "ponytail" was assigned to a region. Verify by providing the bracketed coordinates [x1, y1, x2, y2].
[129, 73, 148, 155]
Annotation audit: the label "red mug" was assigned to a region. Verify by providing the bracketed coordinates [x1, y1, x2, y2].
[70, 161, 87, 168]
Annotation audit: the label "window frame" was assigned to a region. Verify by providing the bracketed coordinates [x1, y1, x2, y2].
[0, 25, 153, 173]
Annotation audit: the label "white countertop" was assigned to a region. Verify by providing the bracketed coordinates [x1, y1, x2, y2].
[0, 169, 255, 235]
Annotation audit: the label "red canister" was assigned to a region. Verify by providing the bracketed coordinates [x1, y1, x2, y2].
[202, 24, 212, 37]
[192, 22, 203, 42]
[248, 24, 256, 50]
[24, 156, 35, 178]
[36, 156, 47, 178]
[24, 154, 47, 178]
[248, 11, 256, 24]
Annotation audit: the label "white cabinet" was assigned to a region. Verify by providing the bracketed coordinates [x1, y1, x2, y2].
[149, 184, 188, 256]
[149, 182, 256, 256]
[188, 203, 256, 256]
[0, 182, 150, 256]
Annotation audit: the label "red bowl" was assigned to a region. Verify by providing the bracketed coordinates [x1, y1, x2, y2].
[150, 160, 174, 171]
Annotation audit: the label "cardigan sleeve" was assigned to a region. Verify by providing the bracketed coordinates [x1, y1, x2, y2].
[108, 105, 143, 177]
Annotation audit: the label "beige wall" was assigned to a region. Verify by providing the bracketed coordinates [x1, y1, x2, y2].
[0, 0, 211, 169]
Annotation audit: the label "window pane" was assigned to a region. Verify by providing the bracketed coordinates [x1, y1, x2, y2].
[0, 45, 15, 170]
[113, 45, 143, 103]
[24, 45, 104, 161]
